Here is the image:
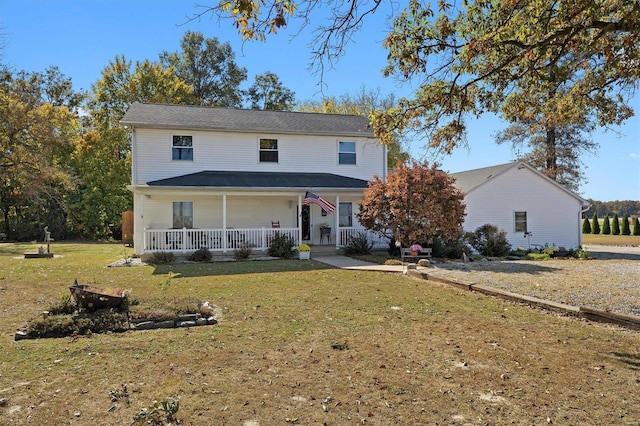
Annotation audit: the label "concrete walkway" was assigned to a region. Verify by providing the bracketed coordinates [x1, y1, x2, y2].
[312, 254, 415, 272]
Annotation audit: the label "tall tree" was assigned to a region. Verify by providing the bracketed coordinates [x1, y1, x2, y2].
[0, 67, 82, 239]
[73, 56, 192, 238]
[358, 160, 466, 246]
[205, 1, 639, 164]
[591, 212, 600, 235]
[297, 87, 410, 168]
[160, 31, 247, 107]
[602, 215, 611, 235]
[247, 71, 295, 110]
[495, 121, 598, 192]
[612, 213, 620, 236]
[621, 214, 631, 236]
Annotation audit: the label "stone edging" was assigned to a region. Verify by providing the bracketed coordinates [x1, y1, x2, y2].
[408, 270, 640, 331]
[129, 313, 217, 330]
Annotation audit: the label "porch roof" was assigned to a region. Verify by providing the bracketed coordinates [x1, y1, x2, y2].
[146, 171, 370, 189]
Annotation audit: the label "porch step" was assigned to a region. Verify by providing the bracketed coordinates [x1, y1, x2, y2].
[309, 244, 343, 256]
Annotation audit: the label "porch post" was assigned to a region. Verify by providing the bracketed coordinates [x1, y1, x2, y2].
[223, 195, 228, 253]
[335, 195, 340, 249]
[297, 195, 302, 246]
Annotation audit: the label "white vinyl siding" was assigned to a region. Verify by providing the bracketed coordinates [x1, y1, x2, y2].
[133, 129, 384, 184]
[461, 167, 584, 250]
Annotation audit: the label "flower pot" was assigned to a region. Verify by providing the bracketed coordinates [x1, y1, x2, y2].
[299, 251, 310, 260]
[411, 251, 418, 256]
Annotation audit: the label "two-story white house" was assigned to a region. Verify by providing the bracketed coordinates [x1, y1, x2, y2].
[121, 103, 387, 255]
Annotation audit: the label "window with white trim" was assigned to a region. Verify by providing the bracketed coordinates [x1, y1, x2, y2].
[259, 138, 278, 162]
[172, 135, 193, 160]
[173, 202, 193, 229]
[338, 141, 356, 165]
[515, 211, 527, 232]
[339, 202, 353, 227]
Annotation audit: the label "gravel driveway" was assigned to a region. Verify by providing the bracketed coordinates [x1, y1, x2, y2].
[430, 245, 640, 317]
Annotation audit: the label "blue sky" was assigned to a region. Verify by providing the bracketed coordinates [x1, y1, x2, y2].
[1, 0, 638, 201]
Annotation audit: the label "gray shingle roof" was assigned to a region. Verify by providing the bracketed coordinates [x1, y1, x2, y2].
[451, 161, 589, 204]
[147, 171, 369, 190]
[120, 103, 374, 137]
[450, 162, 516, 193]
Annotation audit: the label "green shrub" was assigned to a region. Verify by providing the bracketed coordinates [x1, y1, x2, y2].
[24, 311, 130, 338]
[602, 216, 611, 235]
[150, 251, 175, 264]
[612, 213, 620, 235]
[571, 248, 589, 259]
[187, 247, 212, 262]
[233, 243, 252, 260]
[383, 258, 403, 265]
[344, 231, 373, 256]
[582, 217, 591, 234]
[525, 252, 551, 260]
[591, 212, 600, 234]
[633, 217, 640, 236]
[465, 224, 512, 257]
[430, 234, 470, 259]
[268, 234, 296, 258]
[48, 294, 76, 315]
[621, 214, 630, 236]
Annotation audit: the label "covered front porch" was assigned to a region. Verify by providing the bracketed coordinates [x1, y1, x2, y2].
[128, 171, 390, 255]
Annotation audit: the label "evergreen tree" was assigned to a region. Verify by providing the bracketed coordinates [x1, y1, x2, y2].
[621, 214, 631, 236]
[633, 217, 640, 236]
[582, 217, 591, 234]
[591, 213, 600, 234]
[602, 216, 611, 235]
[612, 213, 620, 235]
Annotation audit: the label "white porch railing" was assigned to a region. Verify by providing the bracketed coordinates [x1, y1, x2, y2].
[143, 227, 389, 254]
[338, 227, 390, 249]
[144, 228, 299, 253]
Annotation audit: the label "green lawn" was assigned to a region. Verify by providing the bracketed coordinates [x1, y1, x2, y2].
[1, 242, 639, 425]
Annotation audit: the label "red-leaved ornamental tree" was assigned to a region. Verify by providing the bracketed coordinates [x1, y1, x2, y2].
[358, 161, 466, 247]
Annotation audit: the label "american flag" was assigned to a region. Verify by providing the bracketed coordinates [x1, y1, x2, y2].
[303, 191, 336, 213]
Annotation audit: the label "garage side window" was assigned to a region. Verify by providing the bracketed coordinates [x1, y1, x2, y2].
[172, 135, 193, 160]
[515, 211, 527, 232]
[173, 202, 193, 229]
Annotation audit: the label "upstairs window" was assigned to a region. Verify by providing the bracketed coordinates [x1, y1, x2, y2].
[339, 141, 356, 165]
[515, 211, 527, 232]
[172, 135, 193, 161]
[259, 138, 278, 162]
[173, 202, 193, 228]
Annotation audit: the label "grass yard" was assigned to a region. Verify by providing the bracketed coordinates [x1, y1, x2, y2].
[582, 233, 640, 246]
[1, 242, 639, 425]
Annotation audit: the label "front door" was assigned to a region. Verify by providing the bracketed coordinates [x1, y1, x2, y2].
[301, 205, 311, 241]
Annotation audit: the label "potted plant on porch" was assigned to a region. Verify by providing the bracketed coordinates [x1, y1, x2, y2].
[297, 243, 311, 260]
